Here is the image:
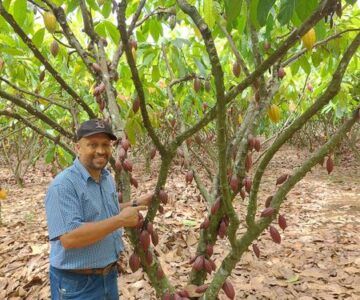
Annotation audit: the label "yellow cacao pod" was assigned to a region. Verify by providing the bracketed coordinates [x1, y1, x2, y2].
[302, 28, 316, 50]
[268, 104, 281, 123]
[44, 12, 57, 33]
[0, 188, 7, 200]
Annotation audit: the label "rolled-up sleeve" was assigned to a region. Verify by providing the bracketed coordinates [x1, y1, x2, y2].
[45, 183, 83, 240]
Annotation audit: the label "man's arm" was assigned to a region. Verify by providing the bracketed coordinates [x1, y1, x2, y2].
[119, 192, 153, 209]
[59, 206, 146, 249]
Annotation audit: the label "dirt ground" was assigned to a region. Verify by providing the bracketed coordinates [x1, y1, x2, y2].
[0, 145, 359, 300]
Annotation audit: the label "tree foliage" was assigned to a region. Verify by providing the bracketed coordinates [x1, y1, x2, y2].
[0, 0, 359, 299]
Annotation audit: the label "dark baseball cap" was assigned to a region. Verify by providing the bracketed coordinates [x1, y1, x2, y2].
[76, 119, 117, 141]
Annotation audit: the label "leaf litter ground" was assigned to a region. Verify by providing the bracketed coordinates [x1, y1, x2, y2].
[0, 145, 359, 300]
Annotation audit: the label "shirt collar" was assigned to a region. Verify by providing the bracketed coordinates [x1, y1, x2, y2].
[73, 158, 110, 182]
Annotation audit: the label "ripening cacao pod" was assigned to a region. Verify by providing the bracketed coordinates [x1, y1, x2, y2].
[254, 138, 261, 152]
[118, 192, 123, 203]
[265, 196, 273, 208]
[185, 170, 194, 184]
[150, 230, 159, 246]
[276, 174, 289, 185]
[156, 266, 165, 280]
[146, 222, 154, 235]
[205, 80, 211, 92]
[252, 244, 260, 258]
[245, 153, 253, 172]
[92, 63, 102, 73]
[121, 138, 130, 151]
[302, 28, 316, 50]
[260, 207, 275, 218]
[193, 78, 201, 93]
[222, 280, 235, 299]
[122, 159, 133, 172]
[150, 147, 157, 159]
[277, 67, 286, 79]
[178, 290, 189, 298]
[230, 175, 238, 193]
[326, 156, 334, 174]
[118, 147, 126, 160]
[39, 70, 45, 82]
[98, 82, 106, 94]
[232, 61, 241, 77]
[145, 250, 153, 265]
[140, 230, 151, 251]
[269, 225, 281, 244]
[195, 284, 209, 293]
[268, 104, 281, 123]
[243, 177, 252, 193]
[129, 38, 138, 50]
[204, 258, 212, 274]
[211, 197, 221, 215]
[50, 40, 59, 57]
[132, 96, 140, 113]
[129, 253, 140, 272]
[162, 292, 171, 300]
[218, 220, 227, 239]
[44, 12, 57, 33]
[115, 159, 122, 171]
[200, 217, 210, 230]
[248, 135, 255, 151]
[192, 255, 204, 271]
[278, 214, 287, 231]
[159, 190, 168, 205]
[206, 244, 213, 257]
[209, 259, 216, 271]
[130, 176, 138, 188]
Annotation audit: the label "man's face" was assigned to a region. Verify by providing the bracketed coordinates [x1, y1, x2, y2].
[76, 133, 112, 172]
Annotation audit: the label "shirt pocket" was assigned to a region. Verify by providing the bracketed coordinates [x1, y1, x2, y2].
[82, 194, 103, 221]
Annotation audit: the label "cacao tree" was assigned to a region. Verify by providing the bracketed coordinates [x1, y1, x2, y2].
[0, 0, 359, 299]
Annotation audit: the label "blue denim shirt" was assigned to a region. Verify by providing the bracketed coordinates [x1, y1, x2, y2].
[45, 158, 124, 269]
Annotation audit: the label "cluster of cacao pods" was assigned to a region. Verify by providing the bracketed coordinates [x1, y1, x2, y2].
[248, 134, 261, 152]
[93, 82, 106, 111]
[114, 138, 137, 186]
[190, 254, 216, 274]
[217, 215, 229, 239]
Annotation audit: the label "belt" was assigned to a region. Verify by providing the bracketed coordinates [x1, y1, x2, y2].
[68, 262, 117, 275]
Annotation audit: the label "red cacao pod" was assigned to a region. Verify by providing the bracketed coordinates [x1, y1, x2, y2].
[204, 258, 212, 274]
[232, 61, 241, 78]
[276, 174, 289, 185]
[245, 153, 252, 172]
[121, 138, 130, 151]
[150, 230, 159, 246]
[200, 217, 210, 230]
[192, 255, 204, 271]
[265, 195, 273, 208]
[129, 253, 140, 272]
[269, 225, 281, 244]
[254, 138, 261, 152]
[206, 244, 213, 257]
[115, 159, 122, 171]
[211, 197, 221, 215]
[150, 147, 156, 159]
[252, 244, 260, 258]
[156, 266, 165, 280]
[278, 214, 287, 231]
[130, 176, 138, 188]
[260, 207, 275, 218]
[248, 135, 255, 151]
[185, 170, 194, 184]
[159, 190, 168, 205]
[230, 175, 238, 193]
[122, 159, 133, 172]
[146, 222, 154, 235]
[222, 280, 235, 299]
[140, 230, 151, 251]
[195, 284, 209, 293]
[326, 156, 334, 174]
[118, 147, 126, 160]
[194, 78, 201, 93]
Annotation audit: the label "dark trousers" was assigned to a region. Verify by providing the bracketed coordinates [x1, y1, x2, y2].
[49, 266, 119, 300]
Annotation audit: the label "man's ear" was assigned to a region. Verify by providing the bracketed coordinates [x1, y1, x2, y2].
[75, 142, 81, 153]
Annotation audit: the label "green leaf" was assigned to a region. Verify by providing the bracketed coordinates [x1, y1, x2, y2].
[295, 0, 317, 21]
[299, 55, 311, 74]
[66, 0, 79, 14]
[249, 0, 260, 29]
[277, 0, 296, 25]
[86, 0, 99, 11]
[13, 0, 27, 27]
[345, 0, 357, 4]
[152, 65, 160, 82]
[0, 46, 24, 55]
[32, 28, 45, 48]
[257, 0, 275, 27]
[101, 0, 112, 18]
[104, 21, 119, 44]
[94, 22, 106, 38]
[286, 274, 299, 283]
[125, 118, 137, 145]
[224, 0, 243, 28]
[182, 219, 197, 226]
[149, 19, 162, 42]
[204, 0, 215, 28]
[290, 59, 300, 76]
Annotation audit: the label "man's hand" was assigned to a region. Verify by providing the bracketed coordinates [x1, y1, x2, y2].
[118, 206, 147, 228]
[136, 192, 154, 207]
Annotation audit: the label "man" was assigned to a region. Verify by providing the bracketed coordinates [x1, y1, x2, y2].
[45, 119, 152, 300]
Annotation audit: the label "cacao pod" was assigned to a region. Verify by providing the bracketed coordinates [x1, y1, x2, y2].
[243, 177, 252, 193]
[140, 230, 151, 251]
[121, 138, 130, 151]
[43, 12, 57, 33]
[156, 266, 165, 280]
[98, 82, 106, 93]
[129, 39, 138, 50]
[151, 230, 159, 246]
[132, 96, 140, 113]
[326, 156, 334, 174]
[218, 220, 227, 239]
[254, 138, 261, 152]
[277, 67, 286, 79]
[269, 225, 281, 244]
[118, 192, 123, 203]
[195, 284, 209, 293]
[115, 159, 122, 171]
[245, 153, 252, 172]
[122, 159, 133, 172]
[276, 174, 289, 185]
[252, 244, 260, 258]
[192, 255, 204, 271]
[206, 244, 213, 257]
[205, 80, 211, 92]
[264, 40, 271, 51]
[222, 280, 235, 299]
[209, 259, 216, 271]
[200, 217, 210, 230]
[265, 195, 273, 208]
[232, 61, 241, 78]
[39, 70, 45, 82]
[185, 170, 194, 184]
[302, 28, 316, 50]
[211, 197, 221, 215]
[118, 147, 126, 160]
[146, 222, 154, 235]
[278, 214, 287, 231]
[159, 190, 168, 205]
[230, 175, 238, 193]
[173, 294, 182, 300]
[130, 176, 138, 188]
[193, 78, 201, 93]
[178, 290, 189, 298]
[50, 40, 59, 57]
[145, 250, 153, 265]
[129, 253, 140, 272]
[204, 258, 212, 274]
[248, 135, 255, 150]
[260, 207, 275, 218]
[268, 104, 281, 123]
[92, 63, 102, 73]
[162, 292, 171, 300]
